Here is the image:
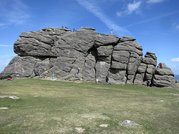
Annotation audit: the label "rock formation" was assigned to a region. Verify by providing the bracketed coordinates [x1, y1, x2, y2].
[0, 27, 176, 88]
[153, 63, 176, 87]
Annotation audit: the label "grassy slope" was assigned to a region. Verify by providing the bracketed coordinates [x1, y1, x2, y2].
[0, 79, 179, 134]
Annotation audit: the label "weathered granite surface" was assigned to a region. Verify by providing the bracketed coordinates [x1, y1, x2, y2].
[0, 27, 176, 87]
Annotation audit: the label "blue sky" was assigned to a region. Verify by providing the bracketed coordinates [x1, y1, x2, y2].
[0, 0, 179, 74]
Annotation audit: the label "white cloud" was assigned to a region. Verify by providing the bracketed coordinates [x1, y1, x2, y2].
[171, 58, 179, 62]
[117, 1, 142, 16]
[0, 0, 29, 28]
[76, 0, 130, 35]
[147, 0, 165, 4]
[128, 1, 141, 13]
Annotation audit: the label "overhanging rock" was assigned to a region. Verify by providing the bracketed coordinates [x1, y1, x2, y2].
[0, 27, 176, 88]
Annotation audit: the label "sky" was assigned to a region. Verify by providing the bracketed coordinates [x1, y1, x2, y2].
[0, 0, 179, 74]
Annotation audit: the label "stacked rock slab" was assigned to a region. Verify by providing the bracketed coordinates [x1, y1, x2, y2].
[0, 27, 176, 88]
[134, 52, 157, 86]
[153, 63, 176, 87]
[108, 37, 143, 84]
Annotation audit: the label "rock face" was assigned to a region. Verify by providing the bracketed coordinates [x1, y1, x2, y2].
[0, 27, 176, 87]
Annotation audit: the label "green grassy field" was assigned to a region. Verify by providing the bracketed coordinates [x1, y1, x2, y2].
[0, 79, 179, 134]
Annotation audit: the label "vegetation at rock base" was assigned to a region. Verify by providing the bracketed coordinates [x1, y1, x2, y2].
[0, 79, 179, 134]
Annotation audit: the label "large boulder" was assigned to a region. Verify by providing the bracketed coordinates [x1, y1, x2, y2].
[153, 63, 176, 87]
[14, 28, 70, 57]
[0, 56, 40, 77]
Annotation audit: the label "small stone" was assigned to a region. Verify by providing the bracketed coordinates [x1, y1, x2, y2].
[120, 120, 141, 127]
[0, 107, 8, 110]
[75, 127, 85, 134]
[99, 124, 109, 128]
[9, 96, 20, 99]
[0, 95, 19, 100]
[160, 100, 164, 102]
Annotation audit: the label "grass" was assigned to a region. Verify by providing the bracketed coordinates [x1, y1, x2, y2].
[0, 78, 179, 134]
